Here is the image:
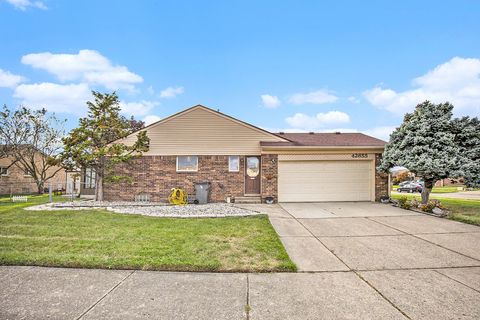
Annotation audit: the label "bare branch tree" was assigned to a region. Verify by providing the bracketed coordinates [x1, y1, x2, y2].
[0, 105, 66, 194]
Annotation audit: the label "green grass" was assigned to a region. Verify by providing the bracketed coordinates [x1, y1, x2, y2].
[0, 195, 296, 272]
[431, 186, 460, 193]
[392, 185, 460, 193]
[391, 193, 480, 226]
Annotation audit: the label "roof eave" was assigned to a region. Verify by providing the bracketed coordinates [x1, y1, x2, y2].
[261, 145, 385, 150]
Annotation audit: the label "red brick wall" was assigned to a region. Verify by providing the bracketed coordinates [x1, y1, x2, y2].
[104, 154, 385, 203]
[104, 155, 250, 202]
[261, 154, 278, 203]
[375, 153, 389, 201]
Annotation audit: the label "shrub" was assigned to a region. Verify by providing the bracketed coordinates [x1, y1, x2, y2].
[430, 199, 445, 209]
[419, 200, 439, 213]
[409, 198, 420, 208]
[397, 196, 411, 210]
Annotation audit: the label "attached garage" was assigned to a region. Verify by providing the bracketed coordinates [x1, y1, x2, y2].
[278, 159, 374, 202]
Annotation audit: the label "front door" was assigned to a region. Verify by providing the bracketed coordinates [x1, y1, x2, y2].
[245, 156, 261, 194]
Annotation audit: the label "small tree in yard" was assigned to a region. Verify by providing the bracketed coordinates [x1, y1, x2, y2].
[60, 91, 150, 201]
[0, 105, 65, 194]
[378, 101, 460, 204]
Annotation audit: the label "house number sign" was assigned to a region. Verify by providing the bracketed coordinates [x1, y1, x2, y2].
[351, 153, 368, 158]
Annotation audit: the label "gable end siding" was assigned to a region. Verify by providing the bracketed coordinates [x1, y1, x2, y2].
[122, 107, 285, 155]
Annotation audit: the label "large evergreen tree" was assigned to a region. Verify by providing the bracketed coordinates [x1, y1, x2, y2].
[60, 91, 149, 201]
[378, 101, 460, 203]
[453, 116, 480, 188]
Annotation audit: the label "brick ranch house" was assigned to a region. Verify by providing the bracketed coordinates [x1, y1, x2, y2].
[95, 105, 389, 203]
[0, 152, 74, 195]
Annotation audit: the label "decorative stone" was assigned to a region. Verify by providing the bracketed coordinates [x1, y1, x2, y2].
[432, 207, 445, 216]
[24, 202, 261, 218]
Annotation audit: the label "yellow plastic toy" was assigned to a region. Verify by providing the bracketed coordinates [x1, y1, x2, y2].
[168, 188, 188, 205]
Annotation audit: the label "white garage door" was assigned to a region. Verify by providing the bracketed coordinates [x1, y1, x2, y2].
[278, 160, 372, 202]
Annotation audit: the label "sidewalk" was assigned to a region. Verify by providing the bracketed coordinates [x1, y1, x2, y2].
[2, 265, 480, 320]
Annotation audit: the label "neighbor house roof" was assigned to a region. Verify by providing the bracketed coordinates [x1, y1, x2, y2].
[260, 132, 386, 147]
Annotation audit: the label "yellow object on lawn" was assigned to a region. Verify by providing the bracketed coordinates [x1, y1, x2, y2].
[168, 188, 188, 205]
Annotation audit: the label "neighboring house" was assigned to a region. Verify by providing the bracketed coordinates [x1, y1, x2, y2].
[0, 154, 68, 195]
[435, 178, 464, 187]
[101, 105, 388, 203]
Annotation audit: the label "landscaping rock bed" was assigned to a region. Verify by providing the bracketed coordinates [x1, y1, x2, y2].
[25, 201, 260, 218]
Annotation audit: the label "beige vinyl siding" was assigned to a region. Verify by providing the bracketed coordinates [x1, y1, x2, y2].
[123, 107, 285, 155]
[278, 160, 373, 202]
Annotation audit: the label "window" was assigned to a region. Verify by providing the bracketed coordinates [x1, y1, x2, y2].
[228, 156, 240, 172]
[176, 156, 198, 172]
[84, 168, 96, 189]
[0, 167, 8, 176]
[24, 168, 32, 176]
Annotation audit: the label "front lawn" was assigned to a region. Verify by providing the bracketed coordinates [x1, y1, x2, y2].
[392, 185, 460, 193]
[430, 186, 461, 193]
[0, 195, 296, 272]
[391, 194, 480, 226]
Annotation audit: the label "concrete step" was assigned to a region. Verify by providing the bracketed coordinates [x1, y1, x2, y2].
[234, 196, 262, 204]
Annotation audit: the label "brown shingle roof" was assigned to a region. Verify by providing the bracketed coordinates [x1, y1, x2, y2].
[260, 132, 386, 147]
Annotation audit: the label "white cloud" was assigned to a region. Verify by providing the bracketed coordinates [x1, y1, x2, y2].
[147, 86, 155, 95]
[143, 115, 162, 125]
[347, 96, 360, 103]
[120, 100, 159, 117]
[317, 111, 350, 124]
[4, 0, 46, 10]
[160, 86, 184, 98]
[363, 57, 480, 116]
[260, 94, 281, 108]
[21, 50, 143, 91]
[263, 127, 308, 133]
[362, 126, 397, 141]
[285, 111, 350, 130]
[0, 68, 25, 88]
[13, 82, 90, 114]
[289, 89, 338, 105]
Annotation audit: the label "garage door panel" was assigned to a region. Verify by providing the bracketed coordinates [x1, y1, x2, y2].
[278, 160, 372, 202]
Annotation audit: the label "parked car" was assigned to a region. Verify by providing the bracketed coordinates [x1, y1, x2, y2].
[414, 179, 425, 186]
[397, 182, 423, 193]
[398, 181, 411, 187]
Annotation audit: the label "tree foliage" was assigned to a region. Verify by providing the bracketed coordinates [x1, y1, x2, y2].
[392, 170, 411, 185]
[0, 105, 65, 193]
[379, 101, 461, 203]
[60, 91, 149, 201]
[453, 117, 480, 188]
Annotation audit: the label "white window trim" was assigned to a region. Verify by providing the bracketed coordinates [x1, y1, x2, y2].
[228, 156, 240, 172]
[176, 156, 198, 172]
[0, 167, 8, 176]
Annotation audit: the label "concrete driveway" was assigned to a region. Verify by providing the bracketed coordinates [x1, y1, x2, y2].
[254, 202, 480, 319]
[2, 202, 480, 320]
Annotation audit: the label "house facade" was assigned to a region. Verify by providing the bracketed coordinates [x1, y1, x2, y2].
[103, 105, 389, 203]
[0, 154, 69, 195]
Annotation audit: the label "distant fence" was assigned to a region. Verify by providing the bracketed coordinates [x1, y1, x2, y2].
[0, 180, 95, 200]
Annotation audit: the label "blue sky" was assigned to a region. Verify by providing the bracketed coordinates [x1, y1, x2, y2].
[1, 0, 479, 140]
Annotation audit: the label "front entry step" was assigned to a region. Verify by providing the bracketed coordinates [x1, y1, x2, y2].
[234, 196, 262, 204]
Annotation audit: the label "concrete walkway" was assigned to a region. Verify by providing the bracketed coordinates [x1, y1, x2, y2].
[2, 202, 480, 319]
